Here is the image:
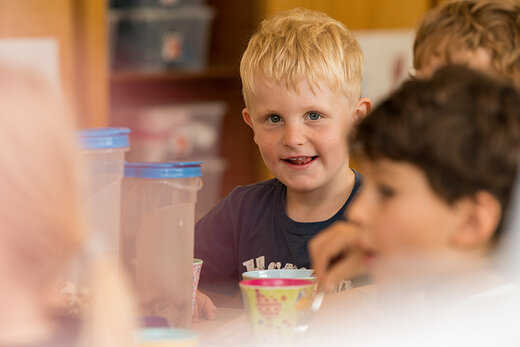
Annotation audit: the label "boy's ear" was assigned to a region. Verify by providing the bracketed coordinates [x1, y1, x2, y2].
[242, 108, 255, 130]
[353, 97, 372, 123]
[451, 191, 502, 249]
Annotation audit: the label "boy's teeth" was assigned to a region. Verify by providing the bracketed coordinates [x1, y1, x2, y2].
[287, 156, 313, 165]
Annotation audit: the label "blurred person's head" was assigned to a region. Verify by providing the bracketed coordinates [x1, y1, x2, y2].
[413, 0, 520, 89]
[0, 66, 85, 292]
[0, 66, 135, 347]
[348, 65, 520, 278]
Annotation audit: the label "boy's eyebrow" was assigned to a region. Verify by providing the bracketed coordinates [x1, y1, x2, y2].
[370, 161, 412, 180]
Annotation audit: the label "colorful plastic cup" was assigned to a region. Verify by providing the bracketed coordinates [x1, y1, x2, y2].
[242, 269, 315, 281]
[192, 258, 203, 312]
[239, 278, 316, 346]
[242, 269, 318, 295]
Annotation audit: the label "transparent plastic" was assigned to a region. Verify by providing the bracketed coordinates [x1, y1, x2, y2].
[121, 175, 202, 328]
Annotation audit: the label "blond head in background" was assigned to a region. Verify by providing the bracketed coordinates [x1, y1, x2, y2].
[413, 0, 520, 88]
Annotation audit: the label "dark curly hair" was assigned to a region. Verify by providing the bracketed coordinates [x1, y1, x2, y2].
[351, 65, 520, 238]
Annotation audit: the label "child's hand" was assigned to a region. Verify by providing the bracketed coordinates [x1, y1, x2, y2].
[309, 221, 363, 292]
[192, 289, 217, 322]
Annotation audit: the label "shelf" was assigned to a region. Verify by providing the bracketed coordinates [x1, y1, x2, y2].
[110, 64, 239, 83]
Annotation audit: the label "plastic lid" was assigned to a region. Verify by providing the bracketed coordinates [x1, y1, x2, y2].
[124, 161, 202, 178]
[77, 127, 130, 149]
[136, 327, 198, 343]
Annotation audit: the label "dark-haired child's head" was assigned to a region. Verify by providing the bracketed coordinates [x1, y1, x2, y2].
[348, 65, 520, 269]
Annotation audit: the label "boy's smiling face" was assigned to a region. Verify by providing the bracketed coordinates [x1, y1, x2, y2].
[242, 77, 366, 194]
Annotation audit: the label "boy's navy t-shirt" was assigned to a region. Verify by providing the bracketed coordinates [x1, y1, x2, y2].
[194, 169, 362, 295]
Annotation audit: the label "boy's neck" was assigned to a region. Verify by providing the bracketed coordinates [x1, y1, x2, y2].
[285, 168, 355, 222]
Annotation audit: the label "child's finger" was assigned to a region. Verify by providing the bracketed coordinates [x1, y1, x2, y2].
[323, 248, 363, 292]
[309, 221, 359, 286]
[195, 290, 217, 320]
[201, 295, 217, 320]
[309, 222, 343, 275]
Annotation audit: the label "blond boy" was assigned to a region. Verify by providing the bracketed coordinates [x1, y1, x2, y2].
[194, 8, 371, 318]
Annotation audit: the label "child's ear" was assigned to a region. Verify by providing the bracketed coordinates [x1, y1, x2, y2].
[242, 108, 255, 130]
[353, 97, 372, 123]
[451, 191, 502, 249]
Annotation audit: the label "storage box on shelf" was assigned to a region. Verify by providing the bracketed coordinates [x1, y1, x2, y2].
[110, 5, 215, 71]
[112, 102, 228, 219]
[109, 0, 262, 200]
[112, 101, 226, 162]
[110, 0, 205, 8]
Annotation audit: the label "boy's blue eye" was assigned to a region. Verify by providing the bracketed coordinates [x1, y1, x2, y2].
[307, 112, 321, 120]
[268, 114, 282, 123]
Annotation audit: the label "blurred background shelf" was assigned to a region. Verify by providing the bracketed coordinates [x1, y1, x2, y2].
[110, 64, 238, 82]
[109, 0, 263, 205]
[0, 0, 443, 213]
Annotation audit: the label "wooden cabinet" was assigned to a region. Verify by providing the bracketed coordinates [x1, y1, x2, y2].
[0, 0, 109, 128]
[263, 0, 432, 29]
[109, 0, 263, 198]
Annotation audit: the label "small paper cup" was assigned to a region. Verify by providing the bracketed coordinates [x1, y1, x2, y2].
[192, 258, 203, 312]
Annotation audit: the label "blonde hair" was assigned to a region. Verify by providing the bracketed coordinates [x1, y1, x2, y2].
[414, 0, 520, 88]
[240, 8, 364, 109]
[0, 66, 136, 347]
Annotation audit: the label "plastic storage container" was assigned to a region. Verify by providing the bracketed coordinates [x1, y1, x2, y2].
[111, 102, 227, 161]
[111, 6, 215, 71]
[196, 157, 227, 221]
[121, 162, 202, 328]
[110, 0, 204, 8]
[168, 102, 226, 159]
[77, 127, 130, 260]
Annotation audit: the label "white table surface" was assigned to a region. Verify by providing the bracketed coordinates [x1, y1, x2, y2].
[190, 285, 378, 346]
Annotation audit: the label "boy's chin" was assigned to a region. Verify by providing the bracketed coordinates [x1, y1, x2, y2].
[280, 179, 320, 193]
[372, 252, 484, 285]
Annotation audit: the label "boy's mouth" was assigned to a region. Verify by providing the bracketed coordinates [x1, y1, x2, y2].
[362, 250, 376, 266]
[283, 156, 317, 165]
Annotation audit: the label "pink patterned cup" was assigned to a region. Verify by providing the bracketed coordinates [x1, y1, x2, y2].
[240, 278, 316, 346]
[192, 258, 203, 312]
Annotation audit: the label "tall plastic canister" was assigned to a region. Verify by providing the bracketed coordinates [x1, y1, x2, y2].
[77, 128, 130, 260]
[121, 162, 202, 328]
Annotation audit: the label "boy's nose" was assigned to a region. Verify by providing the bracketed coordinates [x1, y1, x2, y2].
[346, 188, 370, 227]
[281, 123, 306, 147]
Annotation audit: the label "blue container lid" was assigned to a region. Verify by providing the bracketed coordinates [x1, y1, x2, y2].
[136, 327, 198, 343]
[77, 127, 130, 149]
[125, 161, 202, 178]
